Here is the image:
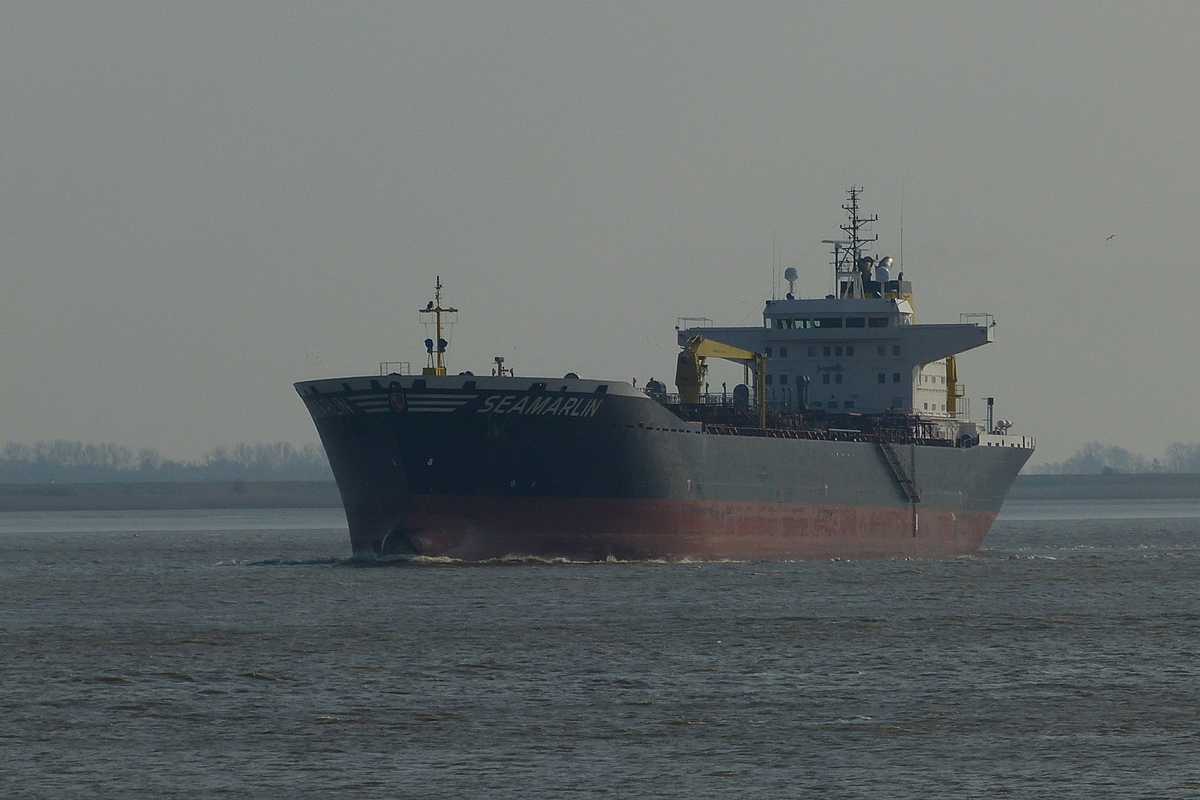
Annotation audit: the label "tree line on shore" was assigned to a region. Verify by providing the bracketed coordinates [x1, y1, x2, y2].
[1031, 442, 1200, 475]
[0, 440, 332, 483]
[14, 437, 1199, 481]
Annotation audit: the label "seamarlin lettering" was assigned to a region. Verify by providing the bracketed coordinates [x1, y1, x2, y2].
[308, 397, 355, 419]
[476, 392, 600, 418]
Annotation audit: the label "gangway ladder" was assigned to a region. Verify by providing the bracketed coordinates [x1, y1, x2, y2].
[879, 442, 921, 503]
[879, 442, 921, 539]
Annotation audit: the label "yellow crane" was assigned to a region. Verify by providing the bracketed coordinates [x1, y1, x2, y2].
[946, 355, 964, 416]
[674, 335, 767, 427]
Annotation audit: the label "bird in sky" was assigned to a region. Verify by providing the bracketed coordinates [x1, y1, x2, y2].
[1106, 234, 1116, 241]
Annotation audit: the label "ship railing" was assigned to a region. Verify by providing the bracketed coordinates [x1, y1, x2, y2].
[701, 424, 956, 447]
[643, 390, 739, 406]
[980, 433, 1036, 449]
[676, 316, 714, 331]
[380, 361, 412, 376]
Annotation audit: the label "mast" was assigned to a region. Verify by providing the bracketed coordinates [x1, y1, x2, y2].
[840, 186, 878, 270]
[822, 187, 879, 299]
[420, 276, 458, 376]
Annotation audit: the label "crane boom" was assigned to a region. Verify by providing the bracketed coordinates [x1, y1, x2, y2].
[675, 335, 767, 427]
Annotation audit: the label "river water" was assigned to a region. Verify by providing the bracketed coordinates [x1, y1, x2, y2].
[2, 503, 1198, 798]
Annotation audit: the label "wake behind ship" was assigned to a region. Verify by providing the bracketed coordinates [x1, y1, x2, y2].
[298, 190, 1034, 560]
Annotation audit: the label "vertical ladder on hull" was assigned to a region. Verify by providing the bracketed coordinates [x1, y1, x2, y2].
[879, 442, 921, 504]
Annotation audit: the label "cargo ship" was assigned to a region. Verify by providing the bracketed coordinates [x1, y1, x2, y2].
[297, 189, 1033, 560]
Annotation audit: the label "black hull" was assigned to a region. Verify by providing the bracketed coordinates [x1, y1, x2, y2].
[297, 375, 1032, 560]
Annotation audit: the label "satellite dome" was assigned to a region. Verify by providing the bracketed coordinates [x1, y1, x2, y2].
[783, 267, 798, 282]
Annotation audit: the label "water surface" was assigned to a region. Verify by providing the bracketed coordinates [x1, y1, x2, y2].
[2, 503, 1198, 798]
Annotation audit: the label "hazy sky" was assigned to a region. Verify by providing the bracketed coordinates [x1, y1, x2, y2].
[2, 2, 1197, 465]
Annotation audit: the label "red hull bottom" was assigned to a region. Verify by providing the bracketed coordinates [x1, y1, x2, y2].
[344, 496, 997, 561]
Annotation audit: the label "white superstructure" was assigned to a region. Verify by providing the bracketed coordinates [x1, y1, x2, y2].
[675, 188, 1000, 426]
[680, 296, 992, 416]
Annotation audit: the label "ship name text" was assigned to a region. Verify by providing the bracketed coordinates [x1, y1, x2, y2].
[306, 396, 356, 419]
[478, 394, 603, 418]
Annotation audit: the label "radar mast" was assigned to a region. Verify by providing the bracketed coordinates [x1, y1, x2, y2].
[419, 276, 458, 376]
[822, 187, 879, 299]
[840, 186, 878, 270]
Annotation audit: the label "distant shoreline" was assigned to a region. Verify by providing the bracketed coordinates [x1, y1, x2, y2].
[2, 474, 1198, 512]
[0, 481, 341, 512]
[1009, 474, 1200, 501]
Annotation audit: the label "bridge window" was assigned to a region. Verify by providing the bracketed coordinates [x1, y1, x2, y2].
[846, 317, 865, 328]
[893, 372, 901, 383]
[815, 317, 843, 328]
[892, 345, 901, 356]
[823, 346, 832, 357]
[869, 317, 889, 328]
[822, 373, 831, 384]
[765, 374, 774, 385]
[765, 347, 772, 357]
[780, 374, 788, 385]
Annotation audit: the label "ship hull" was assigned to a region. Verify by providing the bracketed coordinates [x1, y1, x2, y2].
[297, 375, 1032, 561]
[348, 495, 995, 561]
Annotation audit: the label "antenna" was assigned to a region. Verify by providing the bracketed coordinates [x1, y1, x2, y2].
[841, 186, 878, 269]
[820, 238, 850, 295]
[900, 182, 904, 273]
[821, 187, 878, 299]
[772, 228, 777, 301]
[419, 276, 458, 376]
